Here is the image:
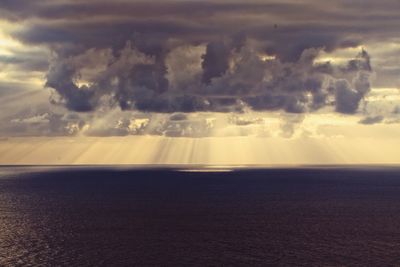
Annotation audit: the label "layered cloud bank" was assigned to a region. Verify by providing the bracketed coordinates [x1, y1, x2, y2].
[0, 0, 399, 137]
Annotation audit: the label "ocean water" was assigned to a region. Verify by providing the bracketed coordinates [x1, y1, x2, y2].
[1, 166, 400, 266]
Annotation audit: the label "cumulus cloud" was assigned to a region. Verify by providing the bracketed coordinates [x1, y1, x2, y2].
[0, 0, 400, 137]
[42, 40, 374, 115]
[1, 1, 397, 112]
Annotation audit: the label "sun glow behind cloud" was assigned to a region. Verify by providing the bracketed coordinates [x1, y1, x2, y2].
[0, 20, 47, 90]
[0, 21, 19, 56]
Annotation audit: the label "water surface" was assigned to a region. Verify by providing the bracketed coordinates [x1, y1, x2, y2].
[1, 166, 400, 266]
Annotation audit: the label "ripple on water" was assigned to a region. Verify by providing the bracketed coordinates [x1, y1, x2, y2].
[1, 167, 400, 266]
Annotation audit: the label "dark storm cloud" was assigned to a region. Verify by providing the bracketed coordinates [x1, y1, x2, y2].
[1, 0, 399, 114]
[202, 42, 231, 84]
[46, 61, 97, 112]
[0, 1, 335, 22]
[42, 44, 372, 114]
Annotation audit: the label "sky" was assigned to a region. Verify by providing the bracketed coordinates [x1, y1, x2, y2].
[0, 0, 399, 164]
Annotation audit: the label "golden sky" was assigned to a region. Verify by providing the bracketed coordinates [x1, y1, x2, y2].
[1, 134, 400, 165]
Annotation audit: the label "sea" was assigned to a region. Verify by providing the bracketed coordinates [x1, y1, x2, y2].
[1, 166, 400, 266]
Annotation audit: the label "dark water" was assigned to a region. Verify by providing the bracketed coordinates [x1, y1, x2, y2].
[1, 167, 400, 266]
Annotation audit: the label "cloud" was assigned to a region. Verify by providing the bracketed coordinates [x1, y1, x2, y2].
[359, 115, 384, 125]
[162, 113, 214, 137]
[41, 38, 374, 115]
[202, 41, 232, 84]
[0, 0, 399, 137]
[5, 112, 86, 136]
[279, 114, 305, 138]
[169, 113, 188, 121]
[228, 115, 263, 126]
